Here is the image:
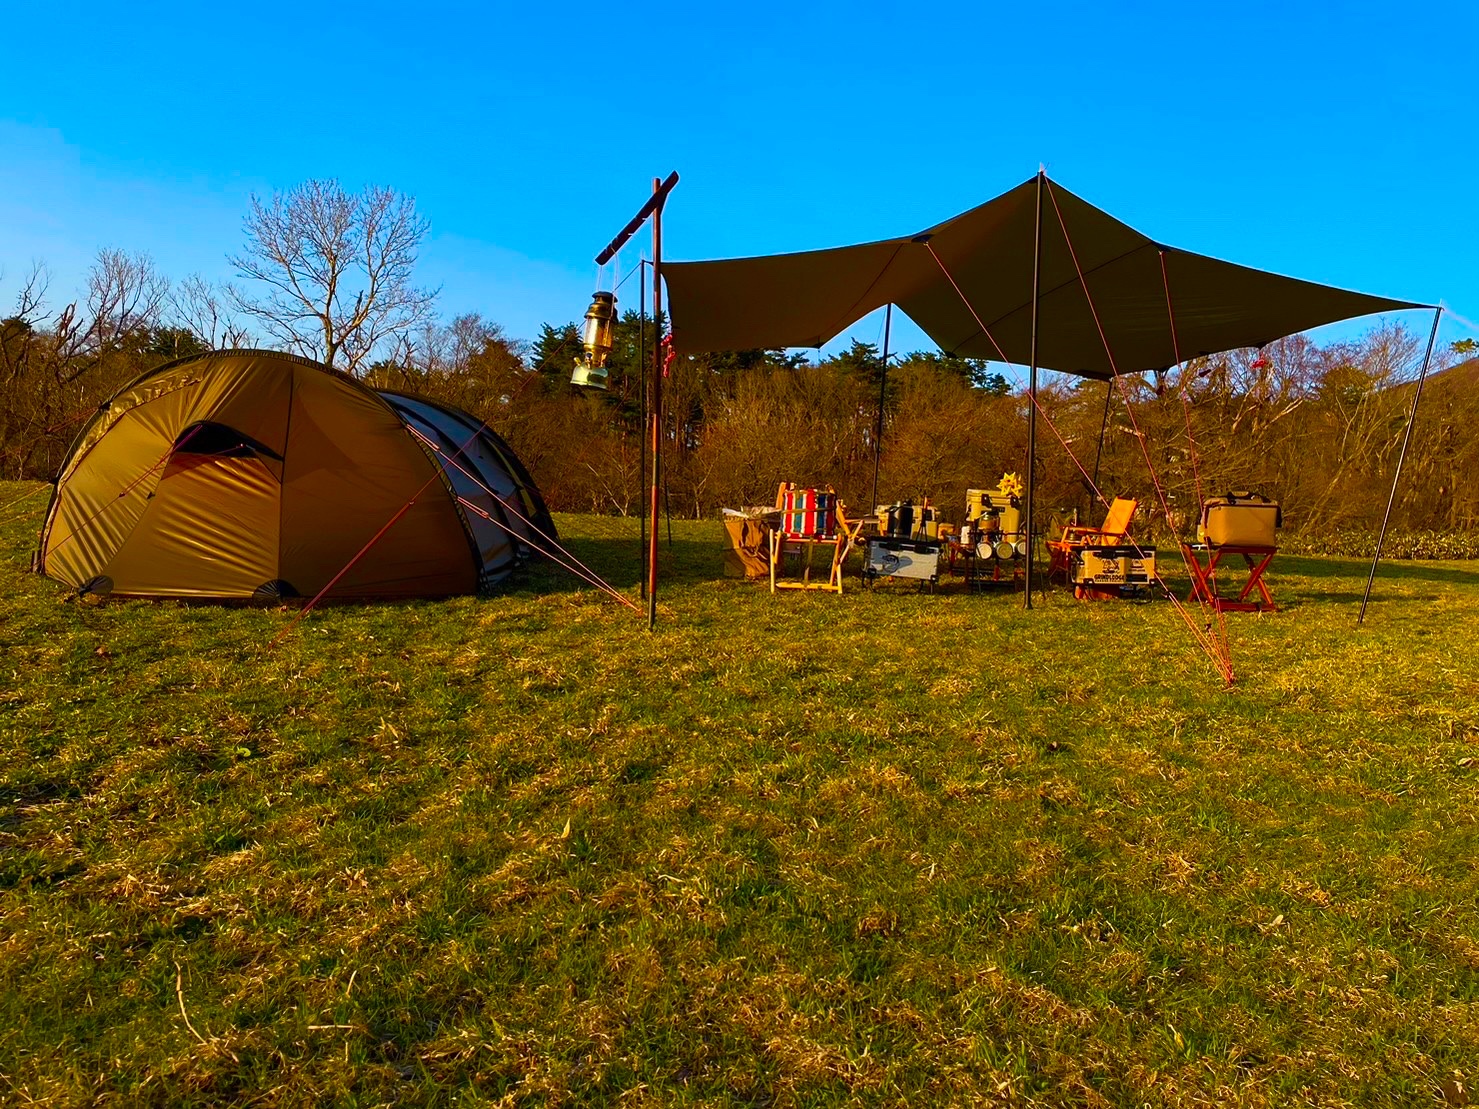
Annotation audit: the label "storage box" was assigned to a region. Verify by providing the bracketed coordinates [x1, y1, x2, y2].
[865, 538, 941, 583]
[1198, 492, 1281, 548]
[1071, 545, 1156, 587]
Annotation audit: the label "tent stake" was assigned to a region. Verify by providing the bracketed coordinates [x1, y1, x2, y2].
[1359, 304, 1443, 624]
[871, 303, 893, 513]
[1024, 168, 1044, 610]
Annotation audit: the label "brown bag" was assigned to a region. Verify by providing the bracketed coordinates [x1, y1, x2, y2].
[722, 518, 772, 579]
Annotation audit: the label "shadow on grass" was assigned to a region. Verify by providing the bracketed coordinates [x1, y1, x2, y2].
[1277, 554, 1479, 586]
[506, 536, 725, 596]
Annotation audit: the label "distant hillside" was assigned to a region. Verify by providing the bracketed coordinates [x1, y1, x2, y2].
[1427, 356, 1479, 391]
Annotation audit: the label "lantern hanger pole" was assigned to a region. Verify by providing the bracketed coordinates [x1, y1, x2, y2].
[596, 172, 679, 266]
[589, 174, 679, 628]
[647, 177, 668, 630]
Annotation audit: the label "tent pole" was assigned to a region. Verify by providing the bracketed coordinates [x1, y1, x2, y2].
[1091, 377, 1112, 494]
[648, 178, 665, 630]
[1024, 168, 1044, 610]
[1359, 304, 1443, 624]
[871, 303, 893, 513]
[638, 258, 648, 599]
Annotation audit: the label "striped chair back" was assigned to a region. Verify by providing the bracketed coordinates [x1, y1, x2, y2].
[779, 487, 838, 540]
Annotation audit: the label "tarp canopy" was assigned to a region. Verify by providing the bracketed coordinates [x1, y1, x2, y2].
[665, 176, 1427, 379]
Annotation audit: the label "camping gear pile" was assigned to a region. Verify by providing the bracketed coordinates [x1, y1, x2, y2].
[953, 474, 1027, 581]
[1047, 496, 1156, 600]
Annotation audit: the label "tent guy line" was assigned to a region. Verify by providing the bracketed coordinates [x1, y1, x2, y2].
[407, 426, 637, 613]
[1044, 178, 1232, 679]
[923, 234, 1233, 683]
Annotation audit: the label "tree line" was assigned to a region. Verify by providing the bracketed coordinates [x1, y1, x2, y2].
[3, 180, 1475, 544]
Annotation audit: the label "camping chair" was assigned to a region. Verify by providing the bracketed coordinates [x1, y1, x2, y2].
[769, 484, 864, 594]
[1047, 496, 1138, 581]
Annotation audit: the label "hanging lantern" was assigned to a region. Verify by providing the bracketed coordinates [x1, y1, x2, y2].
[570, 291, 618, 389]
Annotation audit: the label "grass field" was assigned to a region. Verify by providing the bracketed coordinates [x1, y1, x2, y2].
[3, 479, 1479, 1106]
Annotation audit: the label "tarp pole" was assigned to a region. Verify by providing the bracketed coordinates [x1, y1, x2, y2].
[1091, 378, 1113, 493]
[871, 303, 893, 512]
[1024, 168, 1044, 610]
[638, 258, 648, 599]
[1359, 304, 1443, 624]
[648, 177, 665, 630]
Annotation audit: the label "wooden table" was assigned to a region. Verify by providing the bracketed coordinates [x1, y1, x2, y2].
[1182, 543, 1278, 613]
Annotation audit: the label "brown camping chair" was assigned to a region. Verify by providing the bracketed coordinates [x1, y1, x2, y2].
[1046, 496, 1138, 581]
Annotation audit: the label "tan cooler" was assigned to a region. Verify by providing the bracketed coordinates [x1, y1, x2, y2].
[1198, 492, 1281, 548]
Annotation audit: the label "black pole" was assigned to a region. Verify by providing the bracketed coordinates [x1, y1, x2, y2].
[1024, 169, 1044, 609]
[871, 303, 893, 512]
[1359, 305, 1443, 624]
[638, 259, 647, 599]
[664, 408, 674, 548]
[1091, 378, 1113, 491]
[648, 178, 665, 630]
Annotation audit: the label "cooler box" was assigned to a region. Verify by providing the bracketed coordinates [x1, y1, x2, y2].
[1071, 545, 1156, 587]
[865, 538, 941, 583]
[1198, 492, 1281, 548]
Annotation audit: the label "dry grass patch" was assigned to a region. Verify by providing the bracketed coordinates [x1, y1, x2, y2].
[3, 484, 1479, 1105]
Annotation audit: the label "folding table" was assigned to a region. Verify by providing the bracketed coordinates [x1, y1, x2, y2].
[1182, 543, 1278, 612]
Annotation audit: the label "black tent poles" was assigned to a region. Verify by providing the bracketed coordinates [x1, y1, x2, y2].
[1091, 378, 1113, 493]
[638, 258, 647, 598]
[1359, 304, 1443, 624]
[1024, 168, 1044, 609]
[871, 303, 893, 513]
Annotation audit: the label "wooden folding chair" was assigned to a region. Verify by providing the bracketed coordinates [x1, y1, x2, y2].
[1047, 496, 1138, 581]
[769, 484, 862, 594]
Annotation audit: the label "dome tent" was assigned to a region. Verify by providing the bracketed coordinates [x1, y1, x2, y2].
[37, 350, 555, 600]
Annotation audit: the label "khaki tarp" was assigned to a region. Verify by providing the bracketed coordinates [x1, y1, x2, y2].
[665, 176, 1426, 378]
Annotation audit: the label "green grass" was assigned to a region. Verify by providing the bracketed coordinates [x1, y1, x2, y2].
[3, 480, 1479, 1106]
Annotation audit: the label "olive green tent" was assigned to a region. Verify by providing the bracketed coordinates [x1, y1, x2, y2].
[37, 350, 553, 600]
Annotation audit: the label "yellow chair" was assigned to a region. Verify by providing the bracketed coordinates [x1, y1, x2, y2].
[1046, 496, 1138, 581]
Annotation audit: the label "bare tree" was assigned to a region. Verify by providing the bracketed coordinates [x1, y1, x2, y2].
[169, 274, 252, 350]
[228, 180, 439, 373]
[6, 249, 168, 389]
[0, 251, 169, 478]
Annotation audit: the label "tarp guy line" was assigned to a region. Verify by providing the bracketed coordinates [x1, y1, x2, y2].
[925, 239, 1233, 681]
[1046, 180, 1233, 681]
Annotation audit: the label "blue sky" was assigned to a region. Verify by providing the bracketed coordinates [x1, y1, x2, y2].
[2, 0, 1475, 369]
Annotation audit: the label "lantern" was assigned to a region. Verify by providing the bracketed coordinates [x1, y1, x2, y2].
[570, 291, 618, 389]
